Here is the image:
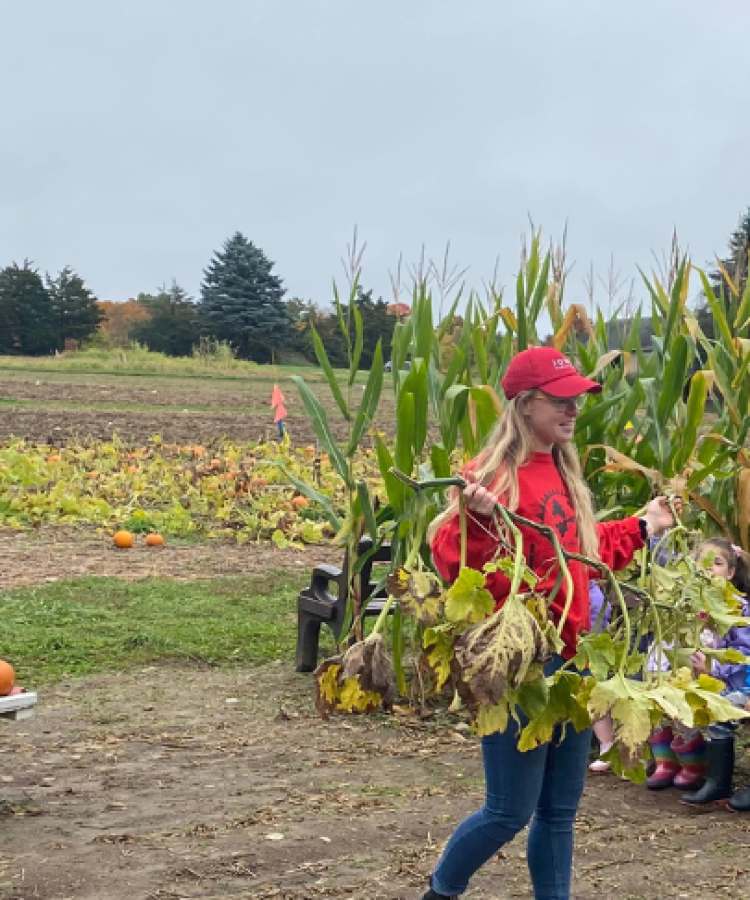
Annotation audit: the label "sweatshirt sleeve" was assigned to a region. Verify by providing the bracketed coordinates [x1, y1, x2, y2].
[431, 510, 500, 584]
[596, 516, 645, 572]
[712, 599, 750, 685]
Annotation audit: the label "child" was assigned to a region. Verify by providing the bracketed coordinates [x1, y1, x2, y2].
[588, 582, 615, 773]
[680, 538, 750, 809]
[420, 347, 677, 900]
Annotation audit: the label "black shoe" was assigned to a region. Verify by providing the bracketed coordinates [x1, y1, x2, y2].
[421, 890, 457, 900]
[681, 735, 734, 807]
[729, 785, 750, 812]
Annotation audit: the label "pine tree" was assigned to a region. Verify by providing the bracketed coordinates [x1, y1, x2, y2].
[46, 266, 103, 350]
[130, 281, 199, 356]
[0, 261, 56, 355]
[697, 208, 750, 340]
[199, 232, 291, 363]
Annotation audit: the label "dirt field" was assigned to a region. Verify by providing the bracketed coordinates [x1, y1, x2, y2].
[0, 372, 396, 445]
[2, 365, 750, 899]
[1, 537, 750, 900]
[0, 528, 342, 591]
[3, 662, 750, 900]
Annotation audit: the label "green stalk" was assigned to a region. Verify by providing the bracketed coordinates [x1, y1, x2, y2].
[371, 594, 395, 635]
[458, 490, 467, 571]
[495, 506, 537, 600]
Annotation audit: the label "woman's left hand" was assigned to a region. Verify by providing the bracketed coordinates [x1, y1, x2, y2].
[644, 496, 682, 536]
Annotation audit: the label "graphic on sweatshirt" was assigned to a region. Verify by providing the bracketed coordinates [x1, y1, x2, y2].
[538, 489, 577, 549]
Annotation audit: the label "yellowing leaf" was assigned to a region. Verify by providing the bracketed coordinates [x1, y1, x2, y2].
[444, 567, 494, 624]
[337, 677, 382, 713]
[453, 593, 548, 709]
[397, 570, 444, 626]
[475, 700, 510, 737]
[423, 624, 456, 690]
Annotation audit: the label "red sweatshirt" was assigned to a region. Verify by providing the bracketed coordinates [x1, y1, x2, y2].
[430, 452, 644, 658]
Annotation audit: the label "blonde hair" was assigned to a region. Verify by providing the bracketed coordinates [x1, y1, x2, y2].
[427, 390, 600, 560]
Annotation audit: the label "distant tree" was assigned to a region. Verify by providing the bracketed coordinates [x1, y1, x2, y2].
[97, 299, 152, 347]
[696, 208, 750, 340]
[352, 286, 396, 368]
[0, 261, 56, 355]
[199, 232, 291, 363]
[130, 281, 199, 356]
[286, 297, 321, 362]
[46, 266, 103, 350]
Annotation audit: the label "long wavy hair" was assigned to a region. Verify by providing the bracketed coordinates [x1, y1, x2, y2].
[427, 390, 600, 559]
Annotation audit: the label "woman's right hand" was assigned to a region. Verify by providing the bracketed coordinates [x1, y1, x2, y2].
[463, 472, 498, 517]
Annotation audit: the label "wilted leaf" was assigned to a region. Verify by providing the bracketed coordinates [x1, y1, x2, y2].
[397, 570, 444, 626]
[453, 593, 548, 709]
[422, 624, 457, 690]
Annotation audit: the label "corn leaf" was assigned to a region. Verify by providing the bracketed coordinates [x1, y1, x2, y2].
[291, 376, 352, 487]
[311, 325, 351, 422]
[346, 341, 384, 455]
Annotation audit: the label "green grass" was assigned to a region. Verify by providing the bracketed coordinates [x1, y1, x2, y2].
[0, 351, 367, 384]
[0, 572, 332, 685]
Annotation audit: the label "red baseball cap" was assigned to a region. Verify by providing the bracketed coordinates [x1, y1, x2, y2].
[501, 347, 602, 399]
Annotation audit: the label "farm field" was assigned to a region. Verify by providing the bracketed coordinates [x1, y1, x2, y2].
[1, 357, 749, 899]
[0, 364, 394, 445]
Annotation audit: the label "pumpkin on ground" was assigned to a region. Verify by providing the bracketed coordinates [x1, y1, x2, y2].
[0, 660, 16, 696]
[145, 533, 164, 547]
[113, 530, 134, 549]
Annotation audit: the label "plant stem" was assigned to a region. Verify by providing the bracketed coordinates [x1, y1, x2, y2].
[372, 594, 395, 635]
[458, 490, 467, 571]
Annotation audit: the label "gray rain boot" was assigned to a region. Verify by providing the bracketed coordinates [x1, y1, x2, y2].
[681, 735, 734, 807]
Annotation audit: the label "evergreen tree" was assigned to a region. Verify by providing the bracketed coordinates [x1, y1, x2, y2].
[46, 266, 103, 350]
[199, 232, 291, 363]
[0, 261, 56, 355]
[130, 281, 199, 356]
[697, 208, 750, 340]
[352, 286, 396, 369]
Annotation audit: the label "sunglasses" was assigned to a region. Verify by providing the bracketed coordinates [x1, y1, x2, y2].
[535, 392, 584, 411]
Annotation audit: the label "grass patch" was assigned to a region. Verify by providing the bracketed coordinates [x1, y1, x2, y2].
[0, 572, 334, 684]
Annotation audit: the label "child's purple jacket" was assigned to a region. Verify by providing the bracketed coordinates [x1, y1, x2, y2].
[712, 595, 750, 692]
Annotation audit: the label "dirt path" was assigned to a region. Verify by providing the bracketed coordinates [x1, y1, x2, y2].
[0, 528, 342, 591]
[2, 662, 749, 900]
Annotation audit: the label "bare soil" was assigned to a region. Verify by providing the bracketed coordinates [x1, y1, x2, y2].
[2, 663, 750, 900]
[0, 527, 342, 591]
[0, 375, 397, 445]
[2, 371, 749, 898]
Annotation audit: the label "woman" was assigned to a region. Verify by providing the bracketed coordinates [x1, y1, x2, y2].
[421, 347, 676, 900]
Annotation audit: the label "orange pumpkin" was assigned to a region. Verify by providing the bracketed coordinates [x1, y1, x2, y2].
[46, 455, 60, 463]
[0, 659, 16, 696]
[113, 530, 134, 549]
[145, 533, 164, 547]
[250, 477, 268, 489]
[292, 495, 310, 509]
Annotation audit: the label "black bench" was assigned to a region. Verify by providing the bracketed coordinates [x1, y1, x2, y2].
[295, 537, 393, 672]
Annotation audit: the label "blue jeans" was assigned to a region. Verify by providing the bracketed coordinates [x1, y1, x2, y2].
[431, 662, 592, 899]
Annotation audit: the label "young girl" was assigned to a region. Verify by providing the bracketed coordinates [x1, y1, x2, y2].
[421, 347, 677, 900]
[680, 538, 750, 809]
[588, 583, 616, 773]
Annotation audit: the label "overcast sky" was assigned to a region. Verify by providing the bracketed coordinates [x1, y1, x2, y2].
[2, 1, 749, 315]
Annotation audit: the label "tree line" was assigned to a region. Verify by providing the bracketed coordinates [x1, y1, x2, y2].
[0, 232, 399, 366]
[2, 210, 747, 364]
